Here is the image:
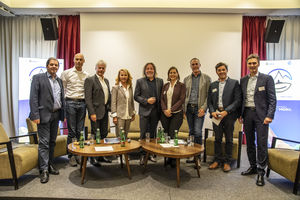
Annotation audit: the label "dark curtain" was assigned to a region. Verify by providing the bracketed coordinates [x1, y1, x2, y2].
[241, 16, 266, 77]
[241, 16, 266, 144]
[57, 15, 80, 70]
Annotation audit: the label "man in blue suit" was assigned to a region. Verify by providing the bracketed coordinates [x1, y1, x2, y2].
[207, 62, 241, 172]
[240, 54, 277, 186]
[29, 57, 65, 183]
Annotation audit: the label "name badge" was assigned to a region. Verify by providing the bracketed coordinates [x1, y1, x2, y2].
[212, 88, 217, 93]
[258, 86, 265, 91]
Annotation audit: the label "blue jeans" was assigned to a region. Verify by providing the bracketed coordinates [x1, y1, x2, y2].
[66, 100, 86, 156]
[186, 104, 205, 145]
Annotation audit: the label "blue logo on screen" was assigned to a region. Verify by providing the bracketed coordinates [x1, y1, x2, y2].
[268, 68, 292, 93]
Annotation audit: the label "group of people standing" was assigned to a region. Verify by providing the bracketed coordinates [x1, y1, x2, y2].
[29, 53, 276, 188]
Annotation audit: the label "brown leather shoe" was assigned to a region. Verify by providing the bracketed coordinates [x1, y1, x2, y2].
[223, 163, 231, 172]
[208, 162, 219, 170]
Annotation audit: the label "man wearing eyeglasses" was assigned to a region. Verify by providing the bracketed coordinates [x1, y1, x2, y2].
[183, 58, 211, 167]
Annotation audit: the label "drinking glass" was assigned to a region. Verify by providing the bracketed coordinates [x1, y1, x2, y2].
[72, 138, 77, 149]
[146, 132, 150, 142]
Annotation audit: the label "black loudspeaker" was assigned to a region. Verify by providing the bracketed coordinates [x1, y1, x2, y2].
[40, 18, 58, 40]
[265, 20, 285, 43]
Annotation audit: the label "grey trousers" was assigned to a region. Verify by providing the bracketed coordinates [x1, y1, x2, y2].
[37, 111, 60, 171]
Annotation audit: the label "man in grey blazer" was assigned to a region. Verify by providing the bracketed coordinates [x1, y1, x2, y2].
[184, 58, 211, 165]
[240, 54, 276, 186]
[84, 60, 111, 165]
[29, 57, 65, 183]
[207, 62, 241, 172]
[134, 62, 163, 164]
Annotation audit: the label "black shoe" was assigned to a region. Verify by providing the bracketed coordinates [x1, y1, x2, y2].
[99, 156, 112, 163]
[256, 174, 265, 186]
[241, 166, 257, 176]
[186, 157, 195, 163]
[140, 155, 145, 166]
[40, 170, 49, 184]
[90, 157, 101, 167]
[48, 164, 59, 175]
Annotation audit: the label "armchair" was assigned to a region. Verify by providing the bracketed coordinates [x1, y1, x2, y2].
[266, 137, 300, 195]
[203, 120, 243, 168]
[0, 123, 38, 190]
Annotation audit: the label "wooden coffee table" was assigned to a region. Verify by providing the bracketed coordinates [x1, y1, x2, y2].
[68, 140, 141, 184]
[140, 139, 204, 187]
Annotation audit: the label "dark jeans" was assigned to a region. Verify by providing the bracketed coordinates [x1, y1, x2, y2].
[90, 111, 109, 139]
[212, 114, 235, 164]
[243, 108, 269, 175]
[161, 110, 183, 138]
[139, 107, 160, 139]
[66, 100, 86, 157]
[186, 104, 205, 145]
[37, 111, 60, 171]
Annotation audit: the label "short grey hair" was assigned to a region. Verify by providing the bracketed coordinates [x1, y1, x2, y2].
[95, 60, 107, 69]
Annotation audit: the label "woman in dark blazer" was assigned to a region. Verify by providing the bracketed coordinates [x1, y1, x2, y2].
[161, 66, 186, 139]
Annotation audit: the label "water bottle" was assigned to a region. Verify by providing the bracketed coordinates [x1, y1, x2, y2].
[120, 128, 125, 147]
[174, 130, 178, 146]
[96, 128, 100, 144]
[79, 131, 84, 148]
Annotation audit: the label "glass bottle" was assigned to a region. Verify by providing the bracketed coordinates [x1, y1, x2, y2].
[174, 130, 178, 146]
[96, 128, 100, 144]
[79, 131, 84, 148]
[120, 128, 125, 147]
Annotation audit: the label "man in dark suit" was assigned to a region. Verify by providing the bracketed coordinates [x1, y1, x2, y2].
[207, 62, 241, 172]
[240, 54, 277, 186]
[29, 57, 65, 184]
[84, 60, 111, 165]
[134, 62, 163, 164]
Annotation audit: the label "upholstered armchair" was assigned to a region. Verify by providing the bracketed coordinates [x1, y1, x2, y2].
[203, 120, 243, 168]
[0, 123, 38, 190]
[267, 137, 300, 195]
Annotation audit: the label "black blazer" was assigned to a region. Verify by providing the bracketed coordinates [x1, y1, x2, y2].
[207, 77, 241, 118]
[134, 77, 163, 117]
[84, 75, 111, 120]
[240, 72, 277, 121]
[29, 72, 65, 123]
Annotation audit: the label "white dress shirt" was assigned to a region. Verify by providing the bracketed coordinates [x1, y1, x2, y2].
[245, 72, 258, 107]
[96, 74, 109, 104]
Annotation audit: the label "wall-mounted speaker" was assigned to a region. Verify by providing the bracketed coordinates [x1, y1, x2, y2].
[40, 18, 58, 40]
[264, 20, 285, 43]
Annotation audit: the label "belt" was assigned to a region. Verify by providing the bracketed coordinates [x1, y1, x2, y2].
[245, 107, 256, 111]
[66, 97, 85, 102]
[52, 109, 61, 113]
[188, 103, 198, 107]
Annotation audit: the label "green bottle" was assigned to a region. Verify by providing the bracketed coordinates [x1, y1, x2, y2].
[96, 128, 100, 144]
[120, 128, 125, 147]
[79, 131, 84, 148]
[157, 127, 162, 143]
[174, 130, 178, 146]
[161, 128, 165, 143]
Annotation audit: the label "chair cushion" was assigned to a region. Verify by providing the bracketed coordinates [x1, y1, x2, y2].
[178, 131, 189, 140]
[268, 148, 300, 183]
[179, 119, 189, 133]
[0, 123, 9, 150]
[0, 144, 38, 179]
[129, 115, 140, 132]
[53, 135, 67, 158]
[205, 136, 239, 159]
[128, 132, 140, 140]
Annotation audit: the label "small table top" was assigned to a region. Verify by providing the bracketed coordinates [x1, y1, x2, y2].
[68, 140, 141, 157]
[140, 139, 204, 158]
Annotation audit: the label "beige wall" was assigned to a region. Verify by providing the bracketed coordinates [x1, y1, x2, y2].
[81, 13, 242, 129]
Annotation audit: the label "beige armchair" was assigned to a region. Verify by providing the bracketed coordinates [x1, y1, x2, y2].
[203, 120, 243, 168]
[26, 118, 67, 157]
[267, 137, 300, 195]
[178, 118, 189, 140]
[84, 114, 116, 139]
[0, 123, 38, 190]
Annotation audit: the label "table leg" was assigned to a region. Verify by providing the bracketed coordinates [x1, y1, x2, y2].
[176, 158, 180, 187]
[194, 156, 200, 178]
[143, 152, 150, 174]
[120, 154, 123, 168]
[81, 156, 88, 184]
[80, 156, 84, 172]
[124, 154, 131, 179]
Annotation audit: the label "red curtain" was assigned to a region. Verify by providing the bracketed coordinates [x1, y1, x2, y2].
[241, 16, 266, 77]
[241, 16, 266, 144]
[57, 15, 80, 70]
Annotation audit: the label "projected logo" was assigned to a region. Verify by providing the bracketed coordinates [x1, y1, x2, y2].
[268, 68, 292, 93]
[29, 66, 46, 81]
